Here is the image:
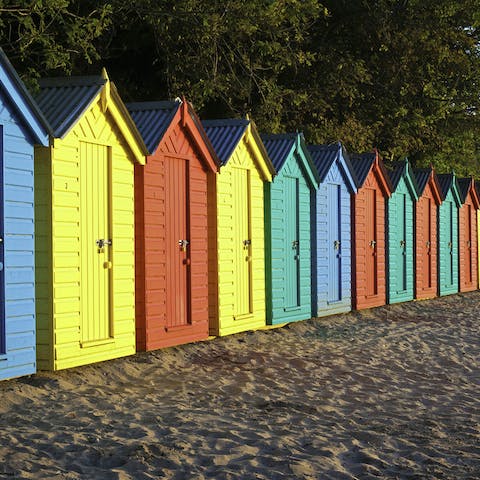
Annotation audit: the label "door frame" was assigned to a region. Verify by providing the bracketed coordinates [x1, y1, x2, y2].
[0, 125, 4, 354]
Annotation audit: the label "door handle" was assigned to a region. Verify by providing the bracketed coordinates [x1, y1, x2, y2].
[243, 239, 251, 250]
[96, 239, 112, 248]
[292, 240, 299, 249]
[400, 240, 406, 248]
[426, 240, 430, 248]
[178, 239, 189, 251]
[369, 240, 376, 248]
[333, 240, 341, 250]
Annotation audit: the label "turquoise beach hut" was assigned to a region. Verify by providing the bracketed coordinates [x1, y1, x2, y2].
[386, 158, 419, 304]
[262, 133, 319, 325]
[0, 50, 49, 380]
[437, 173, 461, 296]
[308, 142, 357, 317]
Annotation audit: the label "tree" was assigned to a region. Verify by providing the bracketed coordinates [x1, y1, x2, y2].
[0, 0, 111, 86]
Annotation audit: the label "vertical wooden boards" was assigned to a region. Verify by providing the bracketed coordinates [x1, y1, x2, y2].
[459, 188, 478, 292]
[327, 183, 341, 303]
[0, 125, 4, 355]
[80, 141, 112, 344]
[365, 188, 378, 298]
[164, 156, 189, 328]
[438, 194, 459, 296]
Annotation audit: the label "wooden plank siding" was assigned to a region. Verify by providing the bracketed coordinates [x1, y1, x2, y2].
[208, 135, 271, 336]
[415, 182, 439, 299]
[352, 172, 388, 310]
[35, 94, 141, 370]
[133, 102, 215, 350]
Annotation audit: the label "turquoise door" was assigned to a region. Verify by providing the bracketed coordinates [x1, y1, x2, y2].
[285, 176, 300, 309]
[328, 183, 341, 302]
[397, 193, 407, 293]
[446, 201, 454, 288]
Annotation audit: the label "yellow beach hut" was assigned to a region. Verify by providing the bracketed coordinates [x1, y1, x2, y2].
[33, 70, 147, 370]
[202, 119, 275, 336]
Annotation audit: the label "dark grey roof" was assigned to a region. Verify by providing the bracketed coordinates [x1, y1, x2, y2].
[413, 168, 432, 196]
[34, 75, 106, 137]
[388, 161, 404, 189]
[202, 119, 249, 165]
[307, 143, 339, 180]
[261, 134, 296, 172]
[457, 177, 472, 203]
[349, 152, 376, 187]
[437, 173, 454, 200]
[127, 100, 180, 154]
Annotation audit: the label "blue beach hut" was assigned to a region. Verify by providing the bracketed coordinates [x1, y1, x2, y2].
[262, 133, 319, 325]
[0, 50, 49, 380]
[308, 142, 357, 317]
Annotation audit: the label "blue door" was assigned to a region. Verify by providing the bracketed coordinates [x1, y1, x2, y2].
[447, 202, 454, 287]
[398, 193, 407, 293]
[0, 126, 4, 354]
[328, 183, 341, 302]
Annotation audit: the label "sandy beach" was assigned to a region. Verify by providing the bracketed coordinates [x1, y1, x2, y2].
[0, 291, 479, 479]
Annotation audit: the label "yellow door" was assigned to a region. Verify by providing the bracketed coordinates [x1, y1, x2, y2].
[80, 141, 112, 344]
[232, 167, 252, 318]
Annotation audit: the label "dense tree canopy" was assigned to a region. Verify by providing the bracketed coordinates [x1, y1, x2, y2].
[1, 0, 480, 174]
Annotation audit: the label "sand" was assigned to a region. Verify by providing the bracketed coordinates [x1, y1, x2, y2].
[0, 291, 479, 479]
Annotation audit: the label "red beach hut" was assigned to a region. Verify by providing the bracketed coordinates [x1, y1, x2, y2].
[128, 99, 219, 350]
[457, 177, 479, 292]
[413, 168, 442, 300]
[350, 151, 392, 310]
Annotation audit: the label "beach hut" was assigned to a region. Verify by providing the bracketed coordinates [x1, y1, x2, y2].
[203, 118, 275, 336]
[437, 173, 461, 297]
[457, 177, 479, 292]
[127, 99, 219, 350]
[308, 142, 357, 317]
[386, 158, 419, 304]
[350, 151, 392, 310]
[413, 167, 442, 300]
[0, 50, 49, 380]
[477, 183, 480, 289]
[34, 70, 148, 370]
[261, 133, 319, 325]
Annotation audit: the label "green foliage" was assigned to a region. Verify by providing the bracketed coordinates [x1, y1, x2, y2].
[0, 0, 111, 87]
[2, 0, 480, 175]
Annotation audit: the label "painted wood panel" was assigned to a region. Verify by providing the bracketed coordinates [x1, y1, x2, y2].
[35, 84, 146, 370]
[387, 174, 416, 304]
[459, 185, 478, 292]
[438, 191, 459, 296]
[209, 131, 272, 336]
[314, 159, 354, 317]
[352, 169, 389, 310]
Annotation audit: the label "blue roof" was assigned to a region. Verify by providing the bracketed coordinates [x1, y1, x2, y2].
[413, 168, 431, 195]
[349, 152, 376, 187]
[0, 48, 49, 145]
[437, 173, 455, 201]
[127, 100, 180, 154]
[457, 177, 472, 203]
[261, 134, 296, 172]
[308, 142, 357, 190]
[202, 118, 249, 166]
[35, 75, 106, 138]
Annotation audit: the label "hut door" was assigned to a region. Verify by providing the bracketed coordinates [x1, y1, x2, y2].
[285, 176, 300, 309]
[0, 126, 4, 353]
[397, 193, 407, 293]
[165, 157, 190, 327]
[365, 188, 378, 297]
[328, 184, 341, 303]
[80, 142, 112, 344]
[465, 204, 473, 284]
[423, 198, 433, 289]
[446, 202, 454, 287]
[232, 167, 252, 318]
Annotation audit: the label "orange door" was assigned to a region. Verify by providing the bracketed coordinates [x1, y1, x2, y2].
[465, 204, 472, 284]
[420, 197, 433, 291]
[365, 188, 377, 296]
[165, 156, 190, 328]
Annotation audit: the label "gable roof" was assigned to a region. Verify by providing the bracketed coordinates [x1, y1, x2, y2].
[34, 69, 148, 164]
[0, 48, 49, 146]
[457, 177, 480, 208]
[127, 100, 181, 154]
[261, 133, 319, 189]
[307, 142, 357, 193]
[387, 158, 419, 200]
[202, 119, 249, 166]
[413, 167, 442, 205]
[202, 117, 274, 181]
[127, 98, 219, 172]
[349, 150, 392, 196]
[437, 173, 462, 206]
